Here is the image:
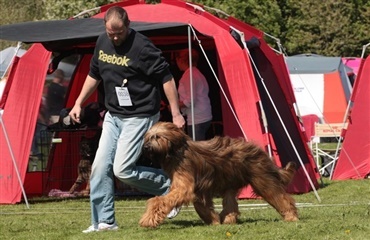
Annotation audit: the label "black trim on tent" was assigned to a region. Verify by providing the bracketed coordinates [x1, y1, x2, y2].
[0, 18, 197, 52]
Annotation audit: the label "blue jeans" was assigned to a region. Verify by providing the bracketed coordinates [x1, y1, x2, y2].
[89, 111, 170, 225]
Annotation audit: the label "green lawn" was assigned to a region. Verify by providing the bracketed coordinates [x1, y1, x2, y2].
[1, 178, 369, 240]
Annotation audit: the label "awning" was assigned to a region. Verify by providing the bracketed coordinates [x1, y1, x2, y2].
[0, 18, 195, 51]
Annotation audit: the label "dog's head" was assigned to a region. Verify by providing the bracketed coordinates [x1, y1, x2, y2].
[142, 122, 189, 166]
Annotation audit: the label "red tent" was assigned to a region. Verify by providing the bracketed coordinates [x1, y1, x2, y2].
[332, 55, 370, 180]
[0, 44, 51, 204]
[0, 0, 319, 204]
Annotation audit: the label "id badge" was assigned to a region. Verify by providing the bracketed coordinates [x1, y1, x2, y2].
[115, 87, 133, 106]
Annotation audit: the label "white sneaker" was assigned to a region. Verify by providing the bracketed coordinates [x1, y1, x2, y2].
[98, 222, 119, 231]
[82, 224, 98, 233]
[167, 206, 181, 219]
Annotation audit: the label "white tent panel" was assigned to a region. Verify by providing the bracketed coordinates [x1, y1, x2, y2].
[290, 74, 324, 120]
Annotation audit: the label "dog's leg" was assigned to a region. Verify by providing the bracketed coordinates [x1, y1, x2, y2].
[193, 195, 220, 225]
[68, 182, 78, 194]
[219, 190, 240, 224]
[69, 176, 83, 194]
[77, 181, 90, 197]
[250, 179, 298, 222]
[83, 180, 90, 195]
[140, 175, 194, 228]
[139, 190, 190, 228]
[80, 171, 90, 196]
[139, 195, 167, 228]
[277, 194, 299, 222]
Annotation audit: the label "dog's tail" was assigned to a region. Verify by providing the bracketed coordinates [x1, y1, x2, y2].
[279, 162, 296, 186]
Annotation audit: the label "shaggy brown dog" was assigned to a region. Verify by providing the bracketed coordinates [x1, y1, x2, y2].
[139, 122, 298, 228]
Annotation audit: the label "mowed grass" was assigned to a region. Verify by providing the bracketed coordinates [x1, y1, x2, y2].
[1, 178, 370, 240]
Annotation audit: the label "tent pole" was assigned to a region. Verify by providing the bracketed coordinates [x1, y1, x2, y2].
[290, 64, 350, 180]
[235, 30, 321, 202]
[188, 24, 249, 140]
[361, 42, 370, 59]
[252, 73, 321, 202]
[230, 26, 273, 156]
[259, 102, 272, 157]
[329, 101, 362, 179]
[1, 42, 22, 79]
[0, 110, 30, 208]
[187, 25, 195, 140]
[190, 24, 320, 200]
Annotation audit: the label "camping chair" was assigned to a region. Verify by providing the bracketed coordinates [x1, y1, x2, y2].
[310, 122, 347, 176]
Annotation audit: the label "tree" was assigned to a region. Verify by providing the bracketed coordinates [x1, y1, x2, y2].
[193, 0, 283, 46]
[350, 0, 370, 56]
[0, 0, 44, 49]
[284, 0, 363, 56]
[42, 0, 119, 20]
[1, 0, 369, 57]
[0, 0, 118, 49]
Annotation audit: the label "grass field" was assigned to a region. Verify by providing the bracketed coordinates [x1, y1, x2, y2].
[1, 178, 369, 240]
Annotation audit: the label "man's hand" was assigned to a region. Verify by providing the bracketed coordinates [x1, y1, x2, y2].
[69, 105, 82, 124]
[172, 113, 185, 129]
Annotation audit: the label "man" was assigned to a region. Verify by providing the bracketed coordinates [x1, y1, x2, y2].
[46, 69, 66, 124]
[69, 6, 185, 233]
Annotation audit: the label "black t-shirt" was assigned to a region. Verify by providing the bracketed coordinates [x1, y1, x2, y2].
[89, 29, 173, 118]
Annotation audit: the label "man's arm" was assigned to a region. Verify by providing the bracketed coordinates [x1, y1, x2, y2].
[69, 75, 101, 124]
[163, 78, 185, 128]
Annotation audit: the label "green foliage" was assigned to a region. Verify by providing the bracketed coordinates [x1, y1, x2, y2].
[0, 0, 44, 24]
[0, 0, 44, 49]
[284, 0, 360, 56]
[194, 0, 282, 37]
[1, 179, 370, 239]
[41, 0, 119, 19]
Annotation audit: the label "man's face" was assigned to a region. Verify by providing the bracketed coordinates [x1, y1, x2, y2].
[105, 20, 129, 46]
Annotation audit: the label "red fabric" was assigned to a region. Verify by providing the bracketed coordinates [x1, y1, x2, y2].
[23, 172, 44, 197]
[65, 54, 96, 108]
[0, 57, 19, 109]
[43, 130, 97, 194]
[323, 72, 348, 123]
[0, 44, 51, 204]
[332, 56, 370, 179]
[302, 114, 320, 139]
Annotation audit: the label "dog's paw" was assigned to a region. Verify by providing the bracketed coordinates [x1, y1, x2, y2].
[284, 216, 299, 222]
[139, 214, 160, 228]
[283, 212, 299, 222]
[221, 213, 238, 225]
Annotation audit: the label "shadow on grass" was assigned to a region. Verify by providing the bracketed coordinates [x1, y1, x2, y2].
[24, 196, 90, 204]
[20, 194, 152, 205]
[165, 220, 206, 228]
[163, 217, 277, 228]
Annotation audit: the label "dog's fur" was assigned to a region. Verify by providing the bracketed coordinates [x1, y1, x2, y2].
[139, 121, 298, 228]
[68, 131, 101, 196]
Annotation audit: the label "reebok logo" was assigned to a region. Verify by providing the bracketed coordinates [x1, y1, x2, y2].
[98, 50, 130, 67]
